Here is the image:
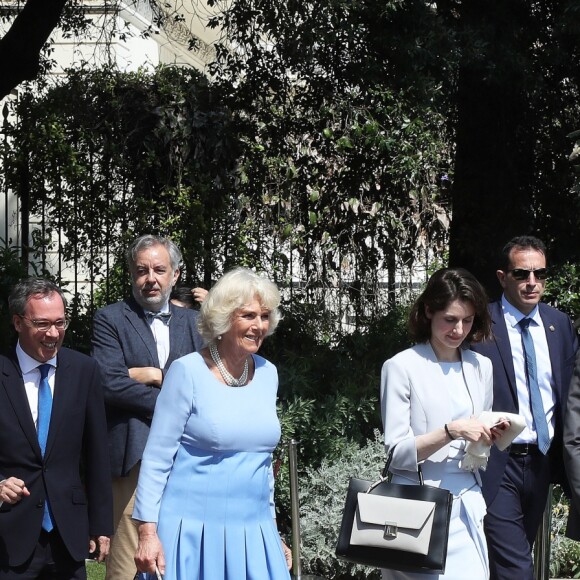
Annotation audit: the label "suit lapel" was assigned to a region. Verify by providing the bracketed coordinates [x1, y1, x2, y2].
[1, 352, 43, 459]
[490, 302, 519, 408]
[124, 298, 159, 366]
[167, 303, 186, 369]
[44, 350, 71, 460]
[460, 350, 480, 414]
[539, 303, 562, 393]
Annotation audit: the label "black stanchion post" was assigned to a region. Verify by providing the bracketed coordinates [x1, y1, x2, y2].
[288, 439, 302, 578]
[533, 483, 552, 580]
[287, 439, 326, 580]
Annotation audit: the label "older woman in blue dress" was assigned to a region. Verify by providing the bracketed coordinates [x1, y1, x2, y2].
[381, 268, 508, 580]
[132, 267, 292, 579]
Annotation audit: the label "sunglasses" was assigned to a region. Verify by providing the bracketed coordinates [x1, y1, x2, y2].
[507, 268, 548, 281]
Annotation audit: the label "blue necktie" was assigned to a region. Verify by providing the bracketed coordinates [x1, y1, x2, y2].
[518, 318, 550, 454]
[37, 364, 54, 532]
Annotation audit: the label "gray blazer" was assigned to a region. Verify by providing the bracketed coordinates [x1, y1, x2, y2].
[380, 342, 493, 486]
[91, 297, 203, 477]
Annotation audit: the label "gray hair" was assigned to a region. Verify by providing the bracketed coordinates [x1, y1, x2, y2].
[198, 267, 282, 344]
[126, 234, 182, 272]
[8, 278, 67, 317]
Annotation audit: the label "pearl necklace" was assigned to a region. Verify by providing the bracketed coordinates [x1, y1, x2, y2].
[209, 342, 249, 387]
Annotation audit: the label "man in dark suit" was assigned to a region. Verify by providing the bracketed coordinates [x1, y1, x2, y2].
[564, 336, 580, 539]
[0, 278, 112, 579]
[91, 234, 202, 580]
[473, 235, 577, 580]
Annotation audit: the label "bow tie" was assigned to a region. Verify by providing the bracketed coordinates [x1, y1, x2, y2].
[146, 311, 172, 324]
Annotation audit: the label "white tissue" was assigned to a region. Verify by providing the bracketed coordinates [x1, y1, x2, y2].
[460, 411, 526, 472]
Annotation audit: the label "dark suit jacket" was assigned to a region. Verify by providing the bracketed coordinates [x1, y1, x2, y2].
[472, 300, 578, 507]
[564, 349, 580, 539]
[91, 297, 202, 477]
[0, 348, 113, 567]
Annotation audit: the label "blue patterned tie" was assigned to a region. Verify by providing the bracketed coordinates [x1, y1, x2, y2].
[518, 318, 550, 454]
[37, 364, 54, 532]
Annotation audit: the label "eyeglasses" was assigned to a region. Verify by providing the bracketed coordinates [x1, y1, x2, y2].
[18, 316, 70, 331]
[507, 268, 548, 281]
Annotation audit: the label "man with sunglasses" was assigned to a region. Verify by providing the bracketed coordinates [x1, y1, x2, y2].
[0, 278, 113, 578]
[472, 235, 577, 580]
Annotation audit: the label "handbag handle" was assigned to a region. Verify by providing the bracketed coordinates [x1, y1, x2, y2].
[380, 446, 424, 485]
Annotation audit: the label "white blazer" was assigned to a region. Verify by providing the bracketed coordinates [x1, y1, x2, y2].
[380, 342, 493, 486]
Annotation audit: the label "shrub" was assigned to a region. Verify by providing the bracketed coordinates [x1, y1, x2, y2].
[269, 305, 412, 535]
[551, 486, 580, 579]
[544, 262, 580, 323]
[0, 244, 29, 351]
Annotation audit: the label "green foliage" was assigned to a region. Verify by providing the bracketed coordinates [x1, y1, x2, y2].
[91, 259, 132, 311]
[2, 60, 440, 335]
[570, 128, 580, 195]
[270, 304, 412, 540]
[0, 242, 97, 355]
[206, 0, 452, 320]
[551, 486, 580, 579]
[269, 304, 410, 461]
[85, 561, 105, 580]
[2, 65, 239, 289]
[544, 262, 580, 323]
[0, 244, 30, 351]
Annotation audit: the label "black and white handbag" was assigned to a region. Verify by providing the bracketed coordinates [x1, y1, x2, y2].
[335, 449, 453, 573]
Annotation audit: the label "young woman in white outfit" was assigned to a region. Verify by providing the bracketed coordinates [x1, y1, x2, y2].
[380, 268, 506, 580]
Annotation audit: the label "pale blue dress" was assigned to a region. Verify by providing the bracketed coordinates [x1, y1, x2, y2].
[382, 361, 489, 580]
[133, 352, 290, 580]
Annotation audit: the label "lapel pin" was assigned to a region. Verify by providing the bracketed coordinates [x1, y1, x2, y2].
[549, 325, 555, 332]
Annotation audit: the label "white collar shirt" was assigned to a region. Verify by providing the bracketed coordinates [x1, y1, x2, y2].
[145, 303, 171, 369]
[501, 296, 554, 444]
[16, 342, 57, 430]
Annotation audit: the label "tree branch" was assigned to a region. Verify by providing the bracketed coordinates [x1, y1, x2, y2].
[0, 0, 69, 99]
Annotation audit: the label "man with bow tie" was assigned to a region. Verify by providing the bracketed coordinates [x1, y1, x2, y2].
[0, 278, 112, 578]
[91, 234, 202, 580]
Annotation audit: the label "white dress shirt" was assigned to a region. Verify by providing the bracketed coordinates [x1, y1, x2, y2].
[146, 304, 171, 369]
[501, 296, 555, 444]
[16, 342, 57, 430]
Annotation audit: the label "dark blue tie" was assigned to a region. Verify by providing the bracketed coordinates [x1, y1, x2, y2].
[37, 364, 54, 532]
[518, 318, 550, 454]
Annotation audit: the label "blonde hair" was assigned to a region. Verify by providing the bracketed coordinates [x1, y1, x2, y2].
[198, 267, 281, 344]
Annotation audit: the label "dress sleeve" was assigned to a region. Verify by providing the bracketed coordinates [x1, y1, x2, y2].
[132, 358, 195, 523]
[380, 355, 420, 472]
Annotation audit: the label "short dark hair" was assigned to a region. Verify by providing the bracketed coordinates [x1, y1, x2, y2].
[8, 278, 67, 317]
[501, 235, 546, 270]
[409, 268, 491, 344]
[170, 284, 195, 308]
